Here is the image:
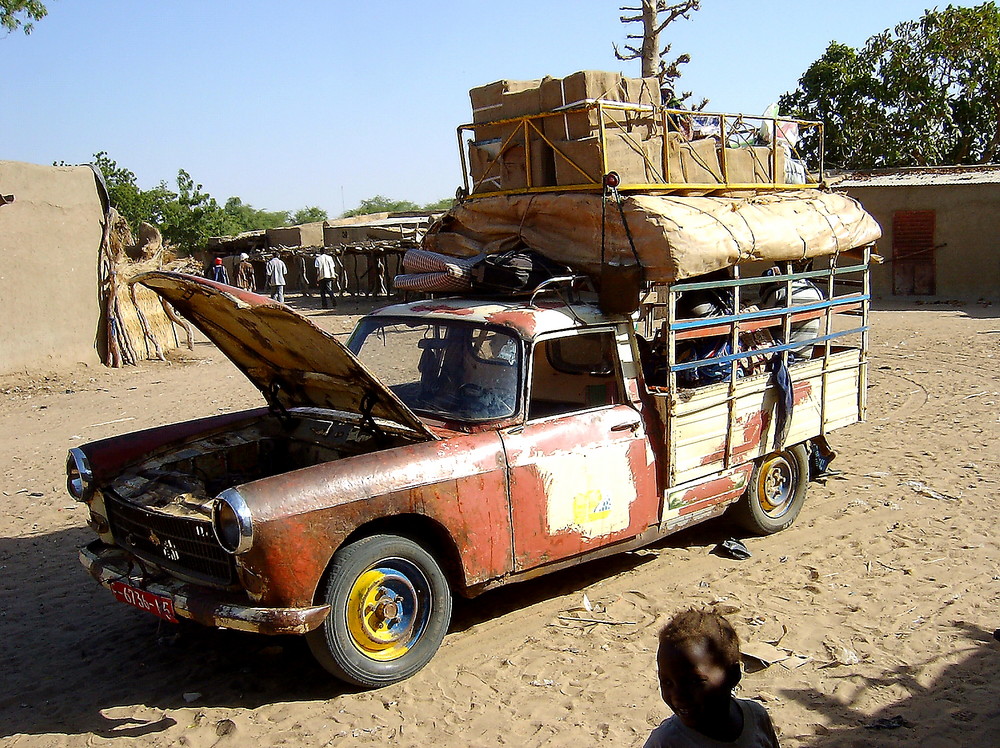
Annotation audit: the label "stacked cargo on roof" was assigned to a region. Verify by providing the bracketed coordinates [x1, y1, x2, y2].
[464, 71, 811, 195]
[468, 71, 661, 192]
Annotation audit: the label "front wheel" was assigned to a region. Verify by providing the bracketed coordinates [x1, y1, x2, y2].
[306, 534, 452, 688]
[732, 444, 809, 535]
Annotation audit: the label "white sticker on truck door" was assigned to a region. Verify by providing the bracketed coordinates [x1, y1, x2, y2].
[539, 447, 636, 538]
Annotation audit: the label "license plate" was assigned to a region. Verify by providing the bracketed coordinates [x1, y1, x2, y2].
[109, 580, 178, 623]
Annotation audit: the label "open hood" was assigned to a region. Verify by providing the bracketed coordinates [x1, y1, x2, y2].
[137, 272, 435, 439]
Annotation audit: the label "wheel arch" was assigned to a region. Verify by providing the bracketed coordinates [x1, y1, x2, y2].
[314, 513, 468, 602]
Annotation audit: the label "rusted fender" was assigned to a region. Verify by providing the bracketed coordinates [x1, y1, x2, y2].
[235, 430, 512, 608]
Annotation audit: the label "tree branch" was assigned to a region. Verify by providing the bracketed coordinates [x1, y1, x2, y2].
[613, 43, 641, 61]
[978, 120, 1000, 163]
[653, 0, 700, 35]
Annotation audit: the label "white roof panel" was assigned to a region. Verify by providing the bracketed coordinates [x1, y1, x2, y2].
[839, 165, 1000, 188]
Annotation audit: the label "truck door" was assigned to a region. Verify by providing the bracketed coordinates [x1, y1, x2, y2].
[499, 327, 658, 571]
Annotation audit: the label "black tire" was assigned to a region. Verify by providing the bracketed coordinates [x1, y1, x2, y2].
[306, 534, 452, 688]
[732, 444, 809, 535]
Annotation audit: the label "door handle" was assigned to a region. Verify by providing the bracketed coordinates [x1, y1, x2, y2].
[611, 420, 641, 433]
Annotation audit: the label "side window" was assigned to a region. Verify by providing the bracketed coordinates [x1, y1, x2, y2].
[528, 331, 623, 419]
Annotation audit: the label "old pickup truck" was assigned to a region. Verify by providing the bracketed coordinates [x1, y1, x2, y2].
[68, 235, 873, 688]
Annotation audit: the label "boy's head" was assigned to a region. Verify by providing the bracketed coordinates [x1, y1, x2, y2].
[656, 608, 742, 732]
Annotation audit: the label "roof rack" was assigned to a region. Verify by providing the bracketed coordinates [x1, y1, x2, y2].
[528, 274, 594, 307]
[459, 104, 823, 198]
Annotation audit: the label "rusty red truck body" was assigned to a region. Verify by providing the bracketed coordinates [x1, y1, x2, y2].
[69, 256, 870, 687]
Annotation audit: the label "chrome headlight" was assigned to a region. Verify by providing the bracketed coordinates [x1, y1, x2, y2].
[66, 448, 93, 501]
[212, 488, 253, 554]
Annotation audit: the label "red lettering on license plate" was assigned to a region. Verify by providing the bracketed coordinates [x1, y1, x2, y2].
[109, 581, 178, 623]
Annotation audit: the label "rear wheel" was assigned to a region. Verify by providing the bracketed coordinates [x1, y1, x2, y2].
[306, 534, 452, 688]
[733, 444, 809, 535]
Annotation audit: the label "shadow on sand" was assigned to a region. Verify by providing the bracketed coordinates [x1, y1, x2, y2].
[780, 622, 1000, 746]
[0, 516, 732, 739]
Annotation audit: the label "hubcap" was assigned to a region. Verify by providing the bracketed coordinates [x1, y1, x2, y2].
[345, 561, 430, 661]
[757, 453, 796, 517]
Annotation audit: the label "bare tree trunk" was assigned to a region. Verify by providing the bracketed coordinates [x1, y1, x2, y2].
[616, 0, 701, 104]
[640, 0, 658, 79]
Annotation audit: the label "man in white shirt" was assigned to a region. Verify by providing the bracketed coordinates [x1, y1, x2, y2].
[315, 250, 338, 309]
[265, 254, 288, 303]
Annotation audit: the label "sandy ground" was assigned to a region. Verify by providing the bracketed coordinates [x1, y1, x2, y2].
[1, 294, 999, 747]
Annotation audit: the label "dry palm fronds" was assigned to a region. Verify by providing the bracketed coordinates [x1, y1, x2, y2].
[98, 209, 192, 366]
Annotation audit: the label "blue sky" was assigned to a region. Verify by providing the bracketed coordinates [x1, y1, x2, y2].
[4, 1, 954, 216]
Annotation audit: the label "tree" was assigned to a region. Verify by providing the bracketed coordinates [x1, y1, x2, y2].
[422, 197, 455, 212]
[222, 197, 291, 233]
[341, 195, 419, 218]
[780, 3, 1000, 169]
[92, 151, 172, 229]
[614, 0, 702, 107]
[158, 169, 226, 252]
[89, 152, 337, 252]
[1, 0, 45, 35]
[292, 206, 328, 224]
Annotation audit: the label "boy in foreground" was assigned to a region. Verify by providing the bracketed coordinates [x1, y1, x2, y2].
[645, 608, 779, 747]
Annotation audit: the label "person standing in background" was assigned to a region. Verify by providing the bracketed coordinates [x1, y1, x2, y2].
[208, 257, 229, 285]
[236, 253, 255, 291]
[297, 254, 312, 298]
[315, 250, 338, 309]
[266, 253, 288, 303]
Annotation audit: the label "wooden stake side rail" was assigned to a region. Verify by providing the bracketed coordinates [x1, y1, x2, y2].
[645, 247, 871, 485]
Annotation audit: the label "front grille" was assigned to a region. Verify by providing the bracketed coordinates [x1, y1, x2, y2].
[104, 493, 236, 587]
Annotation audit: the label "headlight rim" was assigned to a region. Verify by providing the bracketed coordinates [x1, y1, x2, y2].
[67, 448, 93, 501]
[212, 488, 253, 555]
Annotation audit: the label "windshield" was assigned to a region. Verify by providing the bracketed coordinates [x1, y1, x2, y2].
[349, 317, 522, 422]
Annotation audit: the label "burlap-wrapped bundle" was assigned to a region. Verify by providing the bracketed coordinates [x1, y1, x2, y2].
[424, 189, 881, 283]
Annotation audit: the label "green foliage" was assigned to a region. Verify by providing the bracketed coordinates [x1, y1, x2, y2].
[292, 206, 329, 224]
[422, 197, 455, 212]
[1, 0, 46, 35]
[341, 195, 420, 218]
[91, 153, 336, 254]
[222, 197, 291, 234]
[92, 151, 172, 229]
[157, 170, 227, 251]
[781, 2, 1000, 169]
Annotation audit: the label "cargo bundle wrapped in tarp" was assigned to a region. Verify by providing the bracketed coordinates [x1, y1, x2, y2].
[422, 189, 881, 284]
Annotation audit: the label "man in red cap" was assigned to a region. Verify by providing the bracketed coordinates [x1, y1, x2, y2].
[208, 256, 230, 285]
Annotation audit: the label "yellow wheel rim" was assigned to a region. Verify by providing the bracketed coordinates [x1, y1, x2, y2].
[345, 563, 426, 662]
[756, 453, 795, 517]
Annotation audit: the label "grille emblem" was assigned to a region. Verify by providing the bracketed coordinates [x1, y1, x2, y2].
[162, 539, 181, 562]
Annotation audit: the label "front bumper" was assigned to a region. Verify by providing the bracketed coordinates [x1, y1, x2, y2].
[80, 541, 330, 635]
